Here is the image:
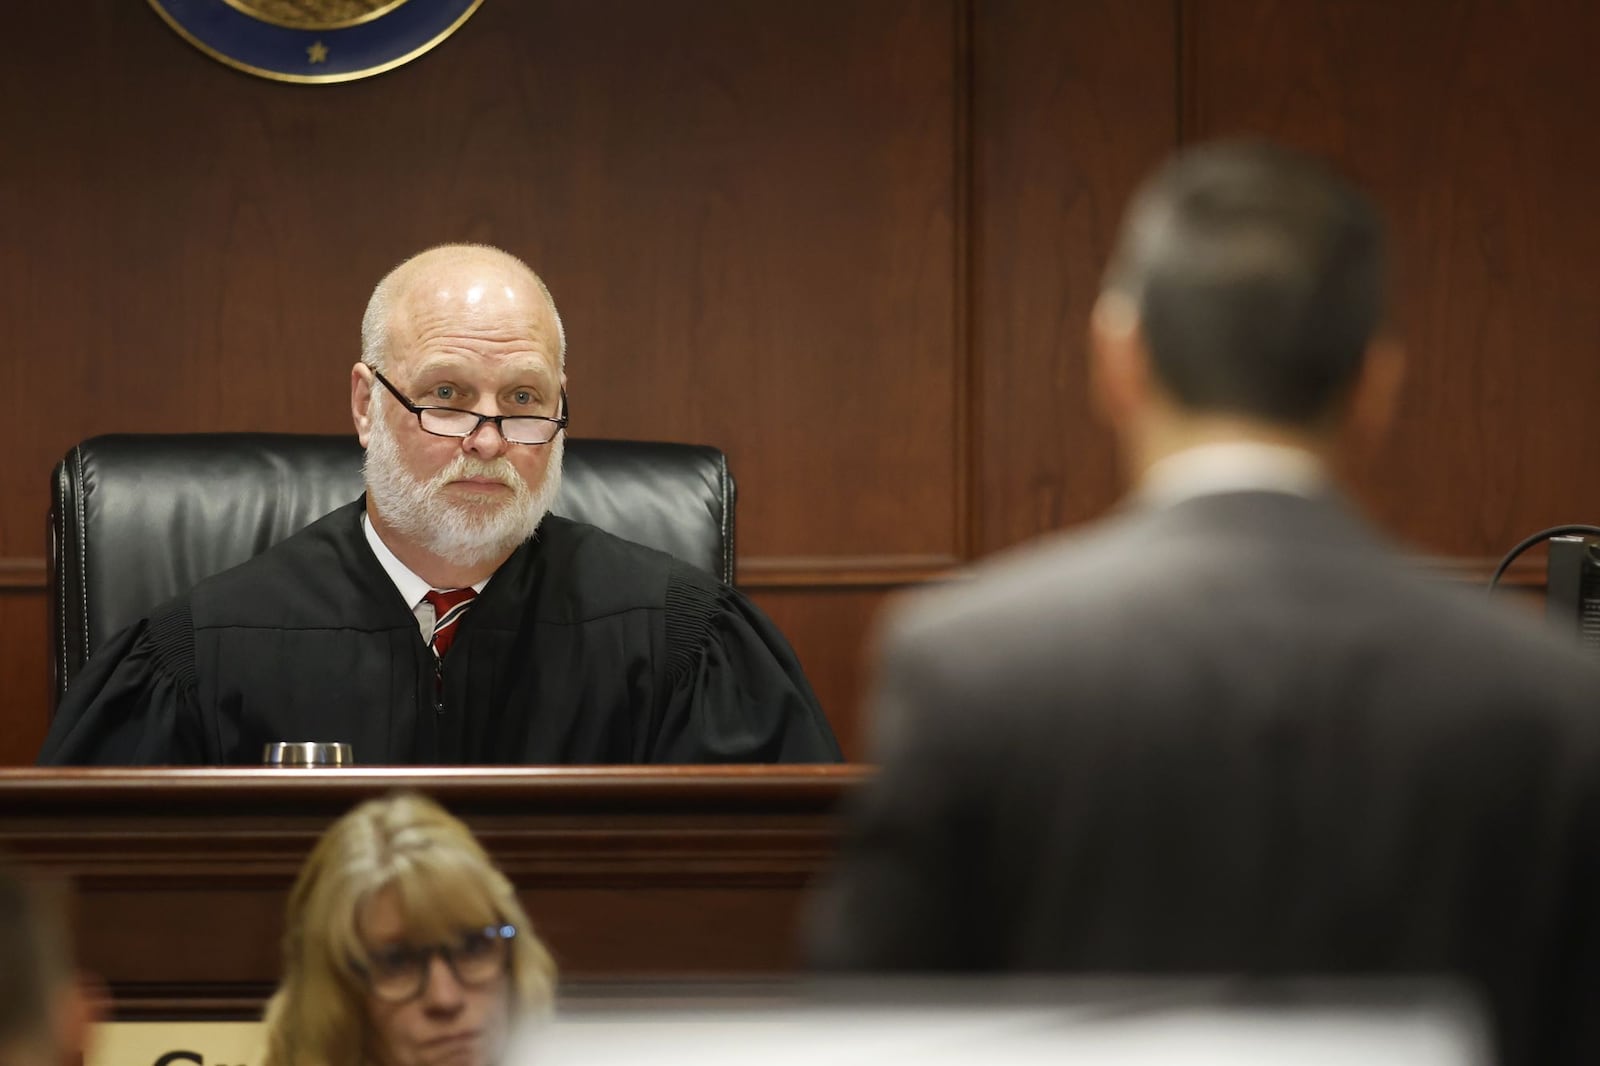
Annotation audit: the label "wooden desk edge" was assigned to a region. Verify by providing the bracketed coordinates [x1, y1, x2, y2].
[0, 764, 873, 812]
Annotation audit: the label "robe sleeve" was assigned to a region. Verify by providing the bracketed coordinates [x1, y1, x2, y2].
[36, 602, 208, 766]
[652, 565, 843, 763]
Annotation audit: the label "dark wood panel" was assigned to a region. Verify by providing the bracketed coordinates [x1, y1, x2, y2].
[0, 0, 961, 563]
[748, 587, 899, 761]
[0, 592, 50, 765]
[972, 0, 1179, 552]
[1182, 0, 1600, 558]
[0, 767, 864, 1018]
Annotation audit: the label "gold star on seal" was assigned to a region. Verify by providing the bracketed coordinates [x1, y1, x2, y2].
[307, 41, 329, 64]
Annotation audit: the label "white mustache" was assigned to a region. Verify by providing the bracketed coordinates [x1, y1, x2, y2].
[432, 456, 523, 492]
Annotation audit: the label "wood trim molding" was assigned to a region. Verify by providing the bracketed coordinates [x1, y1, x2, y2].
[0, 552, 1541, 593]
[1414, 554, 1545, 589]
[0, 765, 866, 809]
[737, 555, 960, 588]
[0, 555, 956, 592]
[0, 556, 45, 589]
[953, 0, 978, 561]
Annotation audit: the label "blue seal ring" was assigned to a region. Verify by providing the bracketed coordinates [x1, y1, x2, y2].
[147, 0, 484, 84]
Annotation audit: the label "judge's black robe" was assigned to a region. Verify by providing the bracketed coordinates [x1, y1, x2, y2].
[38, 501, 842, 765]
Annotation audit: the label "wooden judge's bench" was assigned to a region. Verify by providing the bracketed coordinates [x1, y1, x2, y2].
[0, 766, 866, 1020]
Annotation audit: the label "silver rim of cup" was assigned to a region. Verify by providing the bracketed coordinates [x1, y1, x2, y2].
[262, 742, 353, 767]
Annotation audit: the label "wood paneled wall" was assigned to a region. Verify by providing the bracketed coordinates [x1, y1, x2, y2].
[4, 0, 1599, 763]
[1179, 0, 1600, 554]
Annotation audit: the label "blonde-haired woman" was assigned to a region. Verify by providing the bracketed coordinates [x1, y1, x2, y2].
[263, 792, 555, 1066]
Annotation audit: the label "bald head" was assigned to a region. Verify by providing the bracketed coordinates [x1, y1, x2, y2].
[360, 244, 566, 373]
[350, 244, 569, 587]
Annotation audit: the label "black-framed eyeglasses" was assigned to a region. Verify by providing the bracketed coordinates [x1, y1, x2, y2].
[356, 923, 517, 1003]
[372, 369, 569, 445]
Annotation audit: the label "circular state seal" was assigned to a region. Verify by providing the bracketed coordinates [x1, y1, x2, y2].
[147, 0, 483, 83]
[224, 1, 409, 31]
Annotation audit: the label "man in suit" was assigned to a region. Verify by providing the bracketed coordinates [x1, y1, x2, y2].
[808, 141, 1600, 1066]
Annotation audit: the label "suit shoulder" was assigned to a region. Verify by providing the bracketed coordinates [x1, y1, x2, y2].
[884, 509, 1156, 650]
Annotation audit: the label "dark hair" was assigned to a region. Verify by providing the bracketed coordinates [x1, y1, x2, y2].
[1104, 140, 1387, 424]
[0, 861, 70, 1051]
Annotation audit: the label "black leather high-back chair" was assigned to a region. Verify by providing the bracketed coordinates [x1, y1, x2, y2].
[49, 434, 736, 710]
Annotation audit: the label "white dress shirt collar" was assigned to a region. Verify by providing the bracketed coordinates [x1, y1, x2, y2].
[1137, 441, 1328, 508]
[361, 510, 489, 610]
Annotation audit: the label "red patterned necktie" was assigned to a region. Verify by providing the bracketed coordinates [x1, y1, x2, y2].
[425, 587, 477, 660]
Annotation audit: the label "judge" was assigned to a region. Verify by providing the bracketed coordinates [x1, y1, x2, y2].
[39, 243, 841, 765]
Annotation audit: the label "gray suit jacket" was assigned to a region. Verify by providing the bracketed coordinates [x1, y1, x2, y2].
[810, 490, 1600, 1066]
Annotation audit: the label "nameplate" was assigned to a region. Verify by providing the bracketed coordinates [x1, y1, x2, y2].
[89, 1022, 264, 1066]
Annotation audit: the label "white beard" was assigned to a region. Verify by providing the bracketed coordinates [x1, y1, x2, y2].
[363, 407, 564, 569]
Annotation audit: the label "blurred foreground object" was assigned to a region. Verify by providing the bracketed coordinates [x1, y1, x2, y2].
[521, 979, 1490, 1066]
[0, 859, 96, 1066]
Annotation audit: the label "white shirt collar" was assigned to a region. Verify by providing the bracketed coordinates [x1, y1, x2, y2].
[361, 510, 489, 608]
[1137, 441, 1328, 508]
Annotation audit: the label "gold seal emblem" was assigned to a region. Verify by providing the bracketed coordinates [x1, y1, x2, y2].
[223, 0, 409, 31]
[147, 0, 482, 84]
